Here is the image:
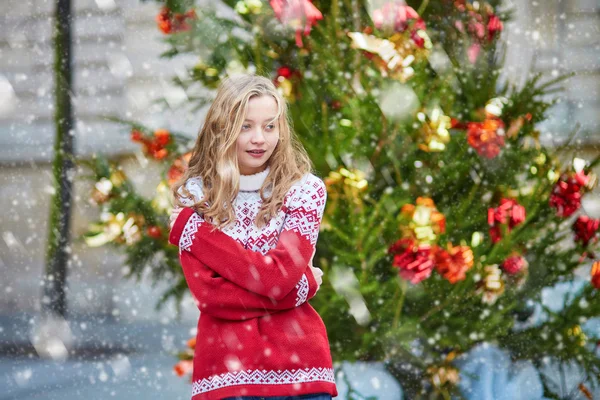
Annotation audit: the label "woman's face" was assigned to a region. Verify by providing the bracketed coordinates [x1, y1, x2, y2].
[236, 95, 280, 175]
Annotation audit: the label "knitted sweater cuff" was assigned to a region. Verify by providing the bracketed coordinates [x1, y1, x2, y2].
[304, 265, 319, 300]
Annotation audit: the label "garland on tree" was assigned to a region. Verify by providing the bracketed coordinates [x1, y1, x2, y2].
[84, 0, 600, 397]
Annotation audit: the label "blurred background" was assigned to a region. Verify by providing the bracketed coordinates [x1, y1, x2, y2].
[1, 0, 599, 399]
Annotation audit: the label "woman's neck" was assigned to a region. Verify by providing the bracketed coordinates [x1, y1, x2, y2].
[239, 165, 270, 191]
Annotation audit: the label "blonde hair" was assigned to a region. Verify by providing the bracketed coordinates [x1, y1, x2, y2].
[172, 74, 313, 230]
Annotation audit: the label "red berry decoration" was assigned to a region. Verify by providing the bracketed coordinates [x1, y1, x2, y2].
[502, 255, 527, 275]
[467, 118, 506, 159]
[550, 170, 593, 218]
[388, 238, 435, 284]
[573, 215, 600, 247]
[488, 198, 526, 243]
[147, 226, 162, 239]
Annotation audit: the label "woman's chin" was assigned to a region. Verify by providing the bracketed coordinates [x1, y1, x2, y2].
[239, 161, 268, 175]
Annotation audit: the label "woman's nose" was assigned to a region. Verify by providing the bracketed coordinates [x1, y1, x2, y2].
[251, 128, 266, 143]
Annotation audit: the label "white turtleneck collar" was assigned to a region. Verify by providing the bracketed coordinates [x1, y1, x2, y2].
[239, 165, 270, 192]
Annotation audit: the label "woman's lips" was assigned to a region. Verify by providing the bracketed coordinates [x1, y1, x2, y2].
[247, 150, 266, 158]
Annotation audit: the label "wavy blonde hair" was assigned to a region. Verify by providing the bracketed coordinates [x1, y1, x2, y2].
[172, 74, 313, 230]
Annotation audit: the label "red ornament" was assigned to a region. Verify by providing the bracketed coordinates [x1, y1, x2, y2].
[488, 198, 526, 243]
[467, 15, 485, 41]
[466, 118, 506, 159]
[146, 226, 162, 239]
[130, 128, 172, 160]
[173, 360, 193, 377]
[274, 66, 302, 84]
[454, 4, 504, 63]
[454, 6, 503, 43]
[156, 7, 196, 34]
[153, 148, 169, 160]
[434, 244, 474, 284]
[130, 129, 143, 142]
[154, 129, 171, 147]
[411, 19, 427, 48]
[371, 3, 427, 48]
[361, 50, 375, 61]
[487, 14, 503, 42]
[502, 255, 527, 275]
[450, 118, 466, 130]
[156, 8, 172, 34]
[454, 0, 466, 12]
[388, 238, 435, 284]
[372, 3, 419, 32]
[573, 215, 600, 247]
[269, 0, 323, 48]
[591, 261, 600, 289]
[549, 170, 592, 218]
[277, 66, 293, 79]
[467, 43, 481, 64]
[168, 152, 192, 186]
[148, 130, 171, 159]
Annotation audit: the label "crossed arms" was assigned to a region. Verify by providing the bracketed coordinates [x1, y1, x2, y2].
[168, 179, 327, 320]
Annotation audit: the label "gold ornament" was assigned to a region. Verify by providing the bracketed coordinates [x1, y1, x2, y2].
[566, 324, 587, 347]
[417, 107, 452, 152]
[110, 170, 126, 186]
[85, 212, 144, 247]
[471, 231, 484, 247]
[234, 0, 262, 15]
[506, 116, 525, 139]
[347, 32, 427, 82]
[91, 178, 113, 204]
[191, 62, 220, 88]
[478, 264, 505, 305]
[153, 181, 173, 213]
[399, 197, 446, 245]
[276, 78, 295, 102]
[484, 97, 509, 118]
[427, 365, 460, 388]
[522, 129, 541, 149]
[325, 168, 368, 190]
[121, 214, 144, 245]
[322, 167, 368, 230]
[90, 169, 127, 205]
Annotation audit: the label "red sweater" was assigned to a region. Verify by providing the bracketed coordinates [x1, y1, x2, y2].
[169, 171, 338, 399]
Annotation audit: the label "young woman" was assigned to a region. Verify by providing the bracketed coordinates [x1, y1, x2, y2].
[168, 74, 338, 400]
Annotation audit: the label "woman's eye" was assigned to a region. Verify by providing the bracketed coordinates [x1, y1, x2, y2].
[242, 125, 250, 130]
[266, 124, 275, 130]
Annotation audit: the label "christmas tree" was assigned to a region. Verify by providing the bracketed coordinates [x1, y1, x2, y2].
[84, 0, 600, 397]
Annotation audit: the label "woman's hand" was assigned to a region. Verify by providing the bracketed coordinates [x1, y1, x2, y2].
[170, 207, 183, 230]
[309, 262, 323, 292]
[308, 249, 323, 292]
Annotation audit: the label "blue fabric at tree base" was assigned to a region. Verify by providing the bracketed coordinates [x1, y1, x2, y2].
[335, 348, 547, 400]
[456, 344, 546, 400]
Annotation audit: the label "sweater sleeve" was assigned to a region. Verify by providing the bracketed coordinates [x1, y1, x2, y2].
[178, 249, 320, 320]
[169, 175, 327, 300]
